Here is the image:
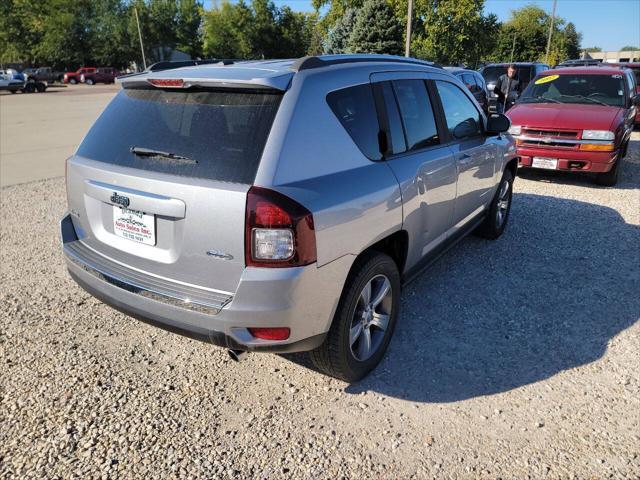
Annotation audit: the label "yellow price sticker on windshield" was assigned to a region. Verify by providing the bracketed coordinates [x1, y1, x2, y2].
[535, 75, 559, 85]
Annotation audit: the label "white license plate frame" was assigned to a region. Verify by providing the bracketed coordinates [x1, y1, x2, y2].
[532, 157, 558, 170]
[113, 206, 156, 246]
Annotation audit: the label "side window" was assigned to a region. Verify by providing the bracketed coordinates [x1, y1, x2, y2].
[461, 73, 476, 92]
[391, 79, 440, 151]
[379, 82, 407, 154]
[327, 84, 382, 160]
[435, 81, 482, 140]
[475, 73, 486, 91]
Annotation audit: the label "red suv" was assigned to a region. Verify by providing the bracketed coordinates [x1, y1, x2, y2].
[64, 67, 96, 84]
[507, 67, 639, 186]
[80, 67, 119, 85]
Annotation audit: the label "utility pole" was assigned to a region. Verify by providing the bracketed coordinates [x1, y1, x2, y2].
[405, 0, 413, 57]
[545, 0, 557, 65]
[134, 6, 147, 71]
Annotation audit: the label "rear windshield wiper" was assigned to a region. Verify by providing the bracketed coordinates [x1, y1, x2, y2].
[130, 146, 197, 164]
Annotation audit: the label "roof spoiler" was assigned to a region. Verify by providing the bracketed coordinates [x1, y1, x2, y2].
[145, 59, 236, 72]
[290, 55, 443, 72]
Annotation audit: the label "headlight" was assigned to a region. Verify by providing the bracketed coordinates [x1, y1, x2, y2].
[508, 125, 521, 136]
[582, 130, 614, 140]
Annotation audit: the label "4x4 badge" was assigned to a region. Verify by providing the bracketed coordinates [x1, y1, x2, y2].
[110, 192, 130, 208]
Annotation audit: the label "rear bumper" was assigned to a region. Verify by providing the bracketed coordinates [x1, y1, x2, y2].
[61, 214, 352, 353]
[516, 146, 618, 173]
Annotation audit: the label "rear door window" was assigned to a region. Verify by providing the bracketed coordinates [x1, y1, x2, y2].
[76, 87, 282, 184]
[378, 82, 407, 154]
[392, 79, 440, 151]
[327, 84, 382, 160]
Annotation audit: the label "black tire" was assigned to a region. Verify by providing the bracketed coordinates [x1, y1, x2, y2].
[595, 158, 620, 187]
[23, 83, 36, 94]
[35, 83, 46, 93]
[85, 78, 94, 85]
[69, 78, 77, 85]
[309, 251, 401, 382]
[476, 169, 514, 240]
[10, 90, 17, 94]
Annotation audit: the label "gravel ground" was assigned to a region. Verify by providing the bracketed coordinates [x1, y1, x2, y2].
[1, 134, 639, 479]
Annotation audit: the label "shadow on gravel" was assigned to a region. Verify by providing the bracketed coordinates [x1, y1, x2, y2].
[334, 193, 640, 402]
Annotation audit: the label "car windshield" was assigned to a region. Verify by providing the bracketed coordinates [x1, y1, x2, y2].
[520, 74, 626, 107]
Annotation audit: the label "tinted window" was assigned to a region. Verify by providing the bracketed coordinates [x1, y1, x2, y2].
[435, 81, 482, 139]
[379, 82, 407, 154]
[474, 73, 486, 90]
[461, 73, 476, 91]
[327, 84, 382, 160]
[392, 80, 439, 150]
[77, 87, 282, 184]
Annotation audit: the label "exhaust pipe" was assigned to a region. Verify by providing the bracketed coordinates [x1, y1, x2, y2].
[227, 349, 248, 362]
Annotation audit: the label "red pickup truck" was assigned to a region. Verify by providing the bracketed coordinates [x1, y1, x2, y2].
[80, 67, 119, 85]
[507, 67, 639, 186]
[63, 67, 96, 84]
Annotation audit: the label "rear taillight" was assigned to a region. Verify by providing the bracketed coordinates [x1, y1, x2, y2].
[245, 186, 316, 268]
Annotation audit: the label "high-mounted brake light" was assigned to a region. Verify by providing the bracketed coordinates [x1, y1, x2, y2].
[147, 78, 185, 88]
[245, 187, 317, 268]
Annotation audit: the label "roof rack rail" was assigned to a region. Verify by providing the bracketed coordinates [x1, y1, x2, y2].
[290, 55, 442, 72]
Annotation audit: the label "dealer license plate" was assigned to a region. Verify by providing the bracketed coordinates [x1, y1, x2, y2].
[113, 206, 156, 245]
[532, 157, 558, 170]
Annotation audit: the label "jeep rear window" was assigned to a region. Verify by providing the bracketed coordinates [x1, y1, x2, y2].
[76, 87, 282, 184]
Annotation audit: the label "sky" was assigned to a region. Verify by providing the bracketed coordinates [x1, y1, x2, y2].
[202, 0, 640, 52]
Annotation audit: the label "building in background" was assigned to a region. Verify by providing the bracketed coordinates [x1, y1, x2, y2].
[581, 50, 640, 63]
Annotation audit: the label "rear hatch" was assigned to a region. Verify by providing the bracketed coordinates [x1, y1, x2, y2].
[67, 84, 282, 293]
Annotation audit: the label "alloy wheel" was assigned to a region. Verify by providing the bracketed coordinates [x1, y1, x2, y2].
[495, 179, 510, 228]
[349, 274, 393, 361]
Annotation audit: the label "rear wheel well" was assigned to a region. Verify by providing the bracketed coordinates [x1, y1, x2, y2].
[364, 230, 409, 275]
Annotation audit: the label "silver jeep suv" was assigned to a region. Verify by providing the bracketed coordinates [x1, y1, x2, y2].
[61, 55, 517, 381]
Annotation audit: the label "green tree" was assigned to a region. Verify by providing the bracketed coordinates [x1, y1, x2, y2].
[176, 0, 204, 58]
[203, 0, 253, 58]
[278, 7, 312, 58]
[348, 0, 402, 55]
[395, 0, 499, 66]
[491, 5, 583, 64]
[324, 7, 356, 54]
[583, 46, 602, 52]
[563, 22, 581, 59]
[621, 45, 639, 51]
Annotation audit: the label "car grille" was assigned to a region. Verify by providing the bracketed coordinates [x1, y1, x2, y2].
[519, 128, 581, 150]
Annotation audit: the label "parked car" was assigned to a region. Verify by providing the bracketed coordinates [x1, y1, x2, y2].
[604, 63, 640, 124]
[22, 66, 64, 83]
[60, 55, 517, 381]
[64, 67, 97, 84]
[0, 69, 25, 93]
[80, 67, 119, 85]
[557, 59, 603, 68]
[507, 66, 638, 186]
[445, 67, 489, 112]
[481, 62, 550, 113]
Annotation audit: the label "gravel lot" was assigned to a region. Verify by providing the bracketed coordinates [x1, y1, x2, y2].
[1, 134, 639, 479]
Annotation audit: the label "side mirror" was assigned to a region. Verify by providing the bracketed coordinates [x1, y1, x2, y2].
[486, 113, 510, 135]
[633, 94, 640, 107]
[453, 118, 479, 139]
